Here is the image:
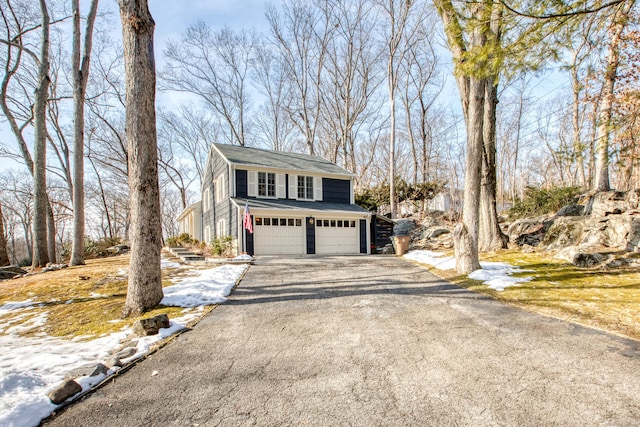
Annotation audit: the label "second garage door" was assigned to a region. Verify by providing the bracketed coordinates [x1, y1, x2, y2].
[315, 218, 359, 254]
[253, 217, 305, 255]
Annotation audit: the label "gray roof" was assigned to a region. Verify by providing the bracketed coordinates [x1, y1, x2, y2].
[232, 198, 370, 214]
[213, 143, 352, 177]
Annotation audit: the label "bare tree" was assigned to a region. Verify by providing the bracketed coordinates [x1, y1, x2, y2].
[594, 0, 635, 191]
[318, 0, 383, 173]
[253, 41, 297, 151]
[119, 0, 163, 316]
[157, 106, 214, 179]
[400, 19, 442, 185]
[31, 0, 51, 267]
[266, 0, 332, 155]
[0, 200, 9, 266]
[377, 0, 416, 219]
[70, 0, 99, 266]
[162, 23, 256, 146]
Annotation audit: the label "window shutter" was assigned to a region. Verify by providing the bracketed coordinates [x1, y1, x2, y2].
[289, 174, 297, 199]
[222, 174, 227, 199]
[276, 174, 286, 199]
[247, 171, 257, 197]
[314, 176, 323, 201]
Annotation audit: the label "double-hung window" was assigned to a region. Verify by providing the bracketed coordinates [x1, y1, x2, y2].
[258, 172, 276, 198]
[297, 176, 314, 200]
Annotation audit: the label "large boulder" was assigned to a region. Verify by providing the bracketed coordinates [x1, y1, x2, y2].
[393, 219, 416, 236]
[556, 203, 584, 217]
[555, 246, 607, 267]
[584, 191, 628, 216]
[541, 217, 585, 251]
[580, 214, 640, 250]
[507, 218, 551, 247]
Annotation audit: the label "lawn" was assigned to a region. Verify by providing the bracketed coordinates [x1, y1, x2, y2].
[0, 255, 195, 339]
[426, 250, 640, 341]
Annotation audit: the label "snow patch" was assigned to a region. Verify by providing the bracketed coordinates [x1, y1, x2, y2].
[404, 250, 532, 291]
[161, 264, 248, 308]
[0, 262, 248, 427]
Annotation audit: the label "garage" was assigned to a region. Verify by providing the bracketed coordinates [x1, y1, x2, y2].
[315, 218, 360, 254]
[253, 216, 305, 255]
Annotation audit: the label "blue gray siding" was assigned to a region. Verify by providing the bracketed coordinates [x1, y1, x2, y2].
[322, 178, 350, 204]
[203, 151, 237, 241]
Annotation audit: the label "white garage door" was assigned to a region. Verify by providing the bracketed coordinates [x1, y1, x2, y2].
[254, 216, 305, 255]
[315, 218, 359, 254]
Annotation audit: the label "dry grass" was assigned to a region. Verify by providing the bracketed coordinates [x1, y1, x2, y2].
[0, 255, 192, 339]
[421, 249, 640, 341]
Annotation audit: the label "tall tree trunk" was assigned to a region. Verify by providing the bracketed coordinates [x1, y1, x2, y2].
[479, 81, 507, 252]
[0, 201, 9, 266]
[456, 76, 484, 273]
[32, 0, 50, 268]
[70, 0, 99, 266]
[594, 2, 633, 192]
[119, 0, 163, 317]
[389, 86, 397, 218]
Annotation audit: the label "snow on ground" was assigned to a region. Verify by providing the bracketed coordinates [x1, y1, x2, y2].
[404, 249, 531, 291]
[161, 264, 248, 307]
[0, 258, 248, 427]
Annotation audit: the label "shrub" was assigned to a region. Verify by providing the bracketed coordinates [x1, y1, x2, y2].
[508, 186, 583, 220]
[210, 236, 234, 257]
[166, 233, 193, 247]
[18, 257, 32, 267]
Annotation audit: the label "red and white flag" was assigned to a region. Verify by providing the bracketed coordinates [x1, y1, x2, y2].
[243, 202, 253, 234]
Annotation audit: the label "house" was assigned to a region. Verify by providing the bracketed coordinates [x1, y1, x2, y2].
[197, 143, 371, 256]
[176, 201, 202, 242]
[428, 189, 464, 212]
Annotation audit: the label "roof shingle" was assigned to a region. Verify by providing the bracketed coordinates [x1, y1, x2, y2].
[213, 143, 352, 176]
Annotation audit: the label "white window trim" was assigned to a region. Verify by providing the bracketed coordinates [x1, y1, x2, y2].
[296, 175, 314, 200]
[204, 188, 211, 212]
[256, 171, 277, 199]
[204, 225, 211, 244]
[215, 173, 227, 202]
[217, 218, 227, 237]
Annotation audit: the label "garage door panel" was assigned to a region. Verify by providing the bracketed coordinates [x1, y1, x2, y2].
[254, 216, 305, 255]
[316, 220, 359, 254]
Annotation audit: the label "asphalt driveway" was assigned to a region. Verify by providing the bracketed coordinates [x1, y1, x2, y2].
[46, 255, 640, 426]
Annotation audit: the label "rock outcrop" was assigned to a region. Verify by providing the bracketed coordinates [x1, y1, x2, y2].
[507, 190, 640, 267]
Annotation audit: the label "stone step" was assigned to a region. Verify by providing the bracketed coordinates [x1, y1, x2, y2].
[180, 255, 205, 262]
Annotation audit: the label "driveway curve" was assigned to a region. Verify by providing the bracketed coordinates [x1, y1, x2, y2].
[46, 255, 640, 426]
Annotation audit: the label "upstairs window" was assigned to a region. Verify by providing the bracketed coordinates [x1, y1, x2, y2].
[215, 174, 227, 202]
[258, 172, 276, 197]
[297, 176, 314, 200]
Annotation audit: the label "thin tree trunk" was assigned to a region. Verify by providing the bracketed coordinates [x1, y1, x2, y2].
[46, 201, 56, 262]
[571, 60, 586, 187]
[479, 81, 507, 252]
[120, 0, 163, 316]
[389, 86, 397, 218]
[70, 0, 99, 266]
[32, 0, 50, 268]
[0, 201, 9, 266]
[594, 2, 633, 192]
